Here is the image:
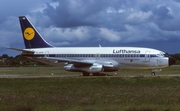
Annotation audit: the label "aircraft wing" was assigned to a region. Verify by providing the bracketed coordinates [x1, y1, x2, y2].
[47, 57, 94, 66]
[47, 57, 119, 68]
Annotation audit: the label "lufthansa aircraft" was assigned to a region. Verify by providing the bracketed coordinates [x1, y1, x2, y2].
[8, 16, 176, 76]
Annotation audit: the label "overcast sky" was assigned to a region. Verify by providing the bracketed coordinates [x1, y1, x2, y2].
[1, 0, 180, 56]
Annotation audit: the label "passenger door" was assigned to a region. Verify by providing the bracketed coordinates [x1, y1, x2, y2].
[145, 51, 150, 62]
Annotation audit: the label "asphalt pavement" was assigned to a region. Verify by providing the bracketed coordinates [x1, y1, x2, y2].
[0, 73, 179, 78]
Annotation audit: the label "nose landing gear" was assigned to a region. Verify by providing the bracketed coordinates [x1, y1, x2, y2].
[151, 72, 155, 75]
[151, 69, 162, 75]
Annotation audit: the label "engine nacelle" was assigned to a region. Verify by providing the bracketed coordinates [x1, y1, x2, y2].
[102, 60, 119, 72]
[64, 63, 103, 73]
[89, 63, 103, 73]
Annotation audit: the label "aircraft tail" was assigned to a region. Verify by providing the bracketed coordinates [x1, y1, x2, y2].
[19, 16, 53, 49]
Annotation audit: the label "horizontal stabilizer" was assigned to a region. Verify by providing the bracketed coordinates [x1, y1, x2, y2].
[5, 47, 34, 54]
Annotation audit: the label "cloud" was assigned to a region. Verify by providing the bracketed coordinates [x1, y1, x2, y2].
[0, 16, 22, 47]
[24, 0, 180, 47]
[1, 0, 180, 56]
[99, 28, 120, 42]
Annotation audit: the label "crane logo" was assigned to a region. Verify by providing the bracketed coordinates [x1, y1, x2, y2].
[24, 27, 35, 40]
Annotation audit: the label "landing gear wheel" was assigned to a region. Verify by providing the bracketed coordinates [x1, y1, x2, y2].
[83, 72, 90, 76]
[151, 72, 156, 75]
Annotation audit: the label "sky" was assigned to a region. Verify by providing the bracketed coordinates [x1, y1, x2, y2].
[1, 0, 180, 56]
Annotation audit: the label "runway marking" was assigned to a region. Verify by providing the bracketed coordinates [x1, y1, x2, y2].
[0, 74, 179, 78]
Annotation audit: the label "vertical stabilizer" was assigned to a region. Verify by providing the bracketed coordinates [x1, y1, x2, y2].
[19, 16, 53, 49]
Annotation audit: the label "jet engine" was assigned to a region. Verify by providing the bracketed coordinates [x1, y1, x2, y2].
[64, 63, 103, 73]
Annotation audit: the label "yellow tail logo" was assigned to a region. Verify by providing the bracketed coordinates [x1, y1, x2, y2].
[24, 27, 35, 40]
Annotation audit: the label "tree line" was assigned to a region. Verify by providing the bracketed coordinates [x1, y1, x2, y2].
[169, 53, 180, 65]
[0, 53, 180, 67]
[0, 54, 47, 67]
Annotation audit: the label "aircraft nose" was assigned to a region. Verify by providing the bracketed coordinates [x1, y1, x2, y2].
[169, 57, 176, 66]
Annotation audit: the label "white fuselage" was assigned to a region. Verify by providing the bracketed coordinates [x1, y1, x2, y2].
[23, 47, 169, 70]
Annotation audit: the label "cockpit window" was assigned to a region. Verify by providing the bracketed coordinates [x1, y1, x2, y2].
[163, 53, 169, 57]
[160, 52, 169, 57]
[156, 54, 160, 57]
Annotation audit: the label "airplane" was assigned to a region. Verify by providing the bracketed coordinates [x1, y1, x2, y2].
[8, 16, 176, 76]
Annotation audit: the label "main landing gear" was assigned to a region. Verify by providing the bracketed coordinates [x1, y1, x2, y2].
[83, 72, 90, 76]
[82, 72, 104, 76]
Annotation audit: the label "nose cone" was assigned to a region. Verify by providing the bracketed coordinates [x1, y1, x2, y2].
[169, 57, 176, 66]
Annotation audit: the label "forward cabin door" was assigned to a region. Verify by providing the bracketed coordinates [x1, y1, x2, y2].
[145, 51, 150, 62]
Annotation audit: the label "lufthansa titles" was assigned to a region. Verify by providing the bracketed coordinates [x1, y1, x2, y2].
[113, 49, 140, 54]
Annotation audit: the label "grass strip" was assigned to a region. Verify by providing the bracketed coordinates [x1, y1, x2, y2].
[0, 77, 179, 111]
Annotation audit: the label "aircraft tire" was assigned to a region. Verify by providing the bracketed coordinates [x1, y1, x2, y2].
[151, 72, 156, 75]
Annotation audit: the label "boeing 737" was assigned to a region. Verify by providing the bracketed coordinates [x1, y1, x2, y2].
[8, 16, 176, 76]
